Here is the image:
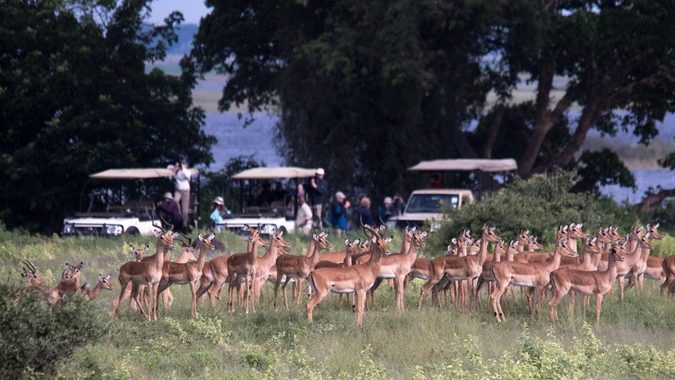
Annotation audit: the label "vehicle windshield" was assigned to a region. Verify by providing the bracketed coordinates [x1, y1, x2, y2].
[406, 194, 459, 213]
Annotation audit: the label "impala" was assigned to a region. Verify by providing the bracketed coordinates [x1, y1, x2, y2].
[515, 224, 587, 265]
[274, 232, 330, 310]
[418, 226, 501, 308]
[46, 262, 84, 303]
[307, 225, 390, 326]
[20, 260, 45, 291]
[114, 224, 177, 320]
[549, 246, 626, 324]
[661, 255, 675, 294]
[118, 240, 195, 313]
[252, 228, 292, 303]
[627, 223, 664, 293]
[489, 237, 576, 322]
[227, 227, 266, 313]
[475, 240, 513, 302]
[81, 274, 115, 301]
[156, 234, 215, 317]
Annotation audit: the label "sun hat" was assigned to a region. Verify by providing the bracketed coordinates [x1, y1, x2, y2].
[335, 191, 345, 199]
[213, 196, 225, 206]
[163, 192, 173, 200]
[316, 168, 325, 175]
[384, 196, 392, 205]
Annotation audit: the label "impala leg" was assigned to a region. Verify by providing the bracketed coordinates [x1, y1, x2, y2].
[273, 276, 281, 310]
[190, 282, 198, 317]
[281, 277, 292, 310]
[295, 278, 304, 306]
[595, 294, 604, 325]
[568, 291, 576, 319]
[244, 274, 250, 314]
[394, 276, 406, 311]
[618, 276, 626, 302]
[355, 289, 367, 327]
[417, 279, 436, 309]
[153, 283, 160, 320]
[306, 287, 329, 324]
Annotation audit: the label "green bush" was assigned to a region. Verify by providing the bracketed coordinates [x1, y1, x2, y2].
[430, 172, 637, 252]
[0, 284, 110, 378]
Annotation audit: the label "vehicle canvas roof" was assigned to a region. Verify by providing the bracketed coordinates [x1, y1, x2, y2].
[232, 167, 319, 180]
[89, 168, 199, 180]
[407, 159, 517, 172]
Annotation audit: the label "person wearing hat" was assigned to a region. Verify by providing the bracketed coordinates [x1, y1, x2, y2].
[209, 196, 230, 233]
[307, 167, 327, 229]
[156, 192, 184, 231]
[295, 195, 313, 234]
[329, 191, 350, 237]
[172, 161, 193, 229]
[378, 196, 393, 225]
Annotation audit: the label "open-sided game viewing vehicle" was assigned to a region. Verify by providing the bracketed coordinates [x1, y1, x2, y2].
[217, 166, 319, 236]
[62, 168, 199, 236]
[387, 159, 517, 230]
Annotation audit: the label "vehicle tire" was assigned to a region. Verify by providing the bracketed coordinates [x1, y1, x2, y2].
[125, 227, 140, 236]
[279, 226, 288, 235]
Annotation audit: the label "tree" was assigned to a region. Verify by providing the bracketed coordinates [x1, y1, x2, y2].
[187, 0, 674, 199]
[0, 0, 214, 232]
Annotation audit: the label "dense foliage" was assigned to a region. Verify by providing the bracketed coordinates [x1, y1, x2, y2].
[0, 284, 109, 378]
[429, 172, 637, 252]
[187, 0, 674, 201]
[0, 0, 214, 233]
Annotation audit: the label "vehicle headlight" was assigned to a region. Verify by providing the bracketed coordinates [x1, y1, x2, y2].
[62, 223, 74, 234]
[104, 224, 123, 236]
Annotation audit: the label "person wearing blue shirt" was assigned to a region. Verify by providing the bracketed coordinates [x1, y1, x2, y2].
[209, 196, 230, 232]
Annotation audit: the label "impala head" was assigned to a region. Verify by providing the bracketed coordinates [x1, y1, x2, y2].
[98, 273, 115, 290]
[197, 233, 217, 251]
[482, 226, 501, 243]
[528, 236, 543, 250]
[271, 229, 292, 248]
[447, 239, 460, 256]
[313, 232, 331, 250]
[359, 239, 371, 253]
[154, 228, 178, 250]
[370, 234, 392, 257]
[495, 239, 506, 252]
[459, 229, 472, 243]
[412, 230, 428, 248]
[556, 238, 577, 257]
[609, 248, 624, 262]
[639, 233, 654, 249]
[508, 240, 519, 253]
[568, 223, 588, 239]
[630, 225, 644, 241]
[20, 260, 44, 287]
[646, 223, 664, 240]
[63, 261, 84, 280]
[584, 236, 603, 255]
[130, 244, 150, 261]
[345, 239, 361, 254]
[517, 230, 530, 245]
[556, 224, 569, 240]
[608, 226, 622, 241]
[597, 227, 613, 244]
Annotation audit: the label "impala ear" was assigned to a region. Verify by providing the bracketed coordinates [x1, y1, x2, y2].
[451, 238, 457, 245]
[344, 239, 349, 246]
[654, 223, 659, 229]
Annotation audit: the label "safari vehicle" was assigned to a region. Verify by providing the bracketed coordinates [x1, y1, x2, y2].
[216, 167, 318, 236]
[62, 167, 199, 236]
[387, 159, 517, 230]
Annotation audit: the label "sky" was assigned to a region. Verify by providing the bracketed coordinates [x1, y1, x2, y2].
[148, 0, 210, 24]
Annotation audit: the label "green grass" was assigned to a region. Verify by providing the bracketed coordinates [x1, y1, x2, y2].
[1, 229, 674, 379]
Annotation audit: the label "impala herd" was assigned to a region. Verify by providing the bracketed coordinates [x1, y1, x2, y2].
[17, 220, 675, 326]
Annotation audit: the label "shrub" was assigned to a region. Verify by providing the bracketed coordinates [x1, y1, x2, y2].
[430, 172, 636, 252]
[0, 284, 110, 378]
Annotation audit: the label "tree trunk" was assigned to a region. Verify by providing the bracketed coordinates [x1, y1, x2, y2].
[518, 61, 555, 178]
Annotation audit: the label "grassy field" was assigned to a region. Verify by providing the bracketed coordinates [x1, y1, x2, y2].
[1, 228, 674, 379]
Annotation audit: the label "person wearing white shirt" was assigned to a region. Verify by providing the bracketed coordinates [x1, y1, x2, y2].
[173, 161, 192, 229]
[295, 195, 313, 234]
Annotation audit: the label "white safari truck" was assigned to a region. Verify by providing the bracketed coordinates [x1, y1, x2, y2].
[62, 167, 198, 236]
[217, 167, 319, 236]
[387, 159, 518, 231]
